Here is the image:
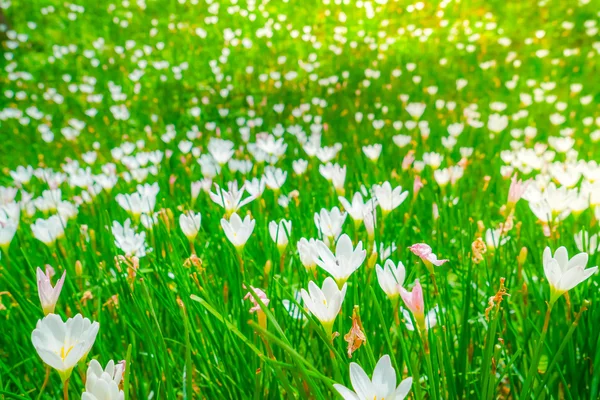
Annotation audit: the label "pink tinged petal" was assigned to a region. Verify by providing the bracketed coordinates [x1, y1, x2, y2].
[349, 362, 375, 399]
[399, 287, 414, 311]
[566, 252, 589, 272]
[372, 355, 396, 397]
[394, 377, 413, 400]
[333, 384, 360, 400]
[559, 266, 598, 292]
[412, 281, 424, 314]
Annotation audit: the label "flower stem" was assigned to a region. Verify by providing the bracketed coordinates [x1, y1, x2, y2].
[36, 366, 51, 400]
[63, 378, 70, 400]
[520, 302, 553, 398]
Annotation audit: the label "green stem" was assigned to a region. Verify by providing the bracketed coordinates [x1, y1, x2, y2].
[521, 303, 553, 399]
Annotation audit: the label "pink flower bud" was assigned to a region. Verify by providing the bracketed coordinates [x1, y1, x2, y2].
[36, 267, 66, 315]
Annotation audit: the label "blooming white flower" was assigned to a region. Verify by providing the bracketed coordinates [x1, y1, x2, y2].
[362, 144, 383, 161]
[82, 359, 125, 400]
[485, 228, 510, 250]
[263, 166, 288, 191]
[319, 163, 346, 195]
[376, 259, 406, 300]
[207, 138, 235, 165]
[373, 182, 409, 216]
[0, 219, 17, 251]
[221, 212, 255, 250]
[31, 215, 65, 246]
[115, 183, 159, 217]
[297, 238, 321, 272]
[543, 246, 598, 304]
[112, 219, 148, 258]
[269, 219, 292, 252]
[210, 182, 255, 216]
[574, 230, 600, 255]
[338, 192, 367, 225]
[179, 211, 201, 240]
[301, 277, 347, 335]
[334, 354, 412, 400]
[315, 234, 366, 284]
[402, 307, 438, 331]
[314, 207, 347, 241]
[31, 313, 99, 382]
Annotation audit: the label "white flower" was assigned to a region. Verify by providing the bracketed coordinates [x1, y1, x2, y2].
[314, 207, 347, 240]
[372, 182, 409, 216]
[334, 354, 412, 400]
[319, 163, 346, 194]
[0, 219, 17, 250]
[221, 212, 255, 250]
[402, 307, 438, 331]
[209, 182, 255, 216]
[574, 230, 600, 255]
[31, 215, 65, 246]
[269, 219, 292, 251]
[301, 277, 347, 335]
[485, 228, 510, 250]
[543, 246, 598, 303]
[112, 219, 148, 258]
[315, 234, 366, 284]
[292, 159, 309, 175]
[31, 314, 99, 382]
[115, 184, 159, 216]
[297, 238, 321, 271]
[376, 259, 406, 300]
[263, 166, 288, 190]
[179, 211, 201, 240]
[207, 138, 235, 165]
[338, 192, 367, 224]
[245, 177, 266, 198]
[83, 359, 125, 400]
[362, 144, 382, 161]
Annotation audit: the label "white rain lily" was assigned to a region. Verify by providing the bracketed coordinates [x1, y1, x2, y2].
[221, 212, 255, 250]
[338, 192, 367, 226]
[297, 238, 321, 272]
[82, 359, 125, 400]
[315, 234, 366, 285]
[301, 277, 347, 336]
[31, 215, 65, 246]
[0, 219, 17, 251]
[485, 228, 510, 250]
[112, 219, 148, 258]
[179, 211, 201, 240]
[574, 230, 600, 255]
[333, 354, 412, 400]
[402, 307, 438, 331]
[263, 166, 288, 191]
[269, 219, 292, 252]
[376, 259, 406, 300]
[31, 313, 99, 382]
[373, 182, 409, 217]
[543, 246, 598, 304]
[314, 207, 347, 241]
[209, 182, 255, 216]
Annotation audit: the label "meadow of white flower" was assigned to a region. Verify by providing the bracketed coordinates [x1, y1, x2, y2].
[0, 0, 599, 399]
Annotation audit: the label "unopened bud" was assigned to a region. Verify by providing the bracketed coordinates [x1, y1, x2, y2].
[517, 247, 528, 266]
[75, 260, 83, 276]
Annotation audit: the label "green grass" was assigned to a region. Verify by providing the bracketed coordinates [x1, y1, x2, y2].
[1, 0, 600, 399]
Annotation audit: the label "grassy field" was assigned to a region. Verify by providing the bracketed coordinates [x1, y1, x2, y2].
[1, 0, 600, 399]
